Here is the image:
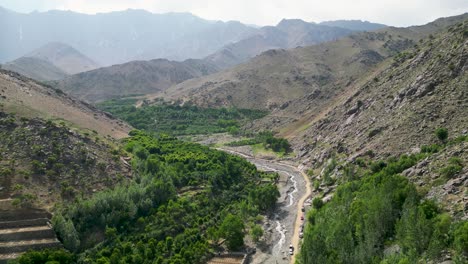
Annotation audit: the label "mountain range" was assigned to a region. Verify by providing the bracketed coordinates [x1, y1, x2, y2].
[1, 42, 99, 81]
[45, 16, 385, 102]
[204, 19, 386, 69]
[0, 7, 257, 65]
[53, 58, 219, 102]
[0, 6, 387, 68]
[147, 14, 466, 111]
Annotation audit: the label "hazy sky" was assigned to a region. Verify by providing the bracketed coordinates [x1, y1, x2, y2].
[0, 0, 467, 26]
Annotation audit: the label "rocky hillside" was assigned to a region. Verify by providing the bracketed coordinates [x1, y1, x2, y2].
[285, 20, 467, 217]
[0, 69, 135, 262]
[288, 20, 467, 158]
[53, 58, 219, 103]
[204, 19, 381, 69]
[149, 14, 466, 111]
[0, 110, 131, 209]
[150, 27, 417, 110]
[2, 42, 99, 81]
[0, 69, 131, 138]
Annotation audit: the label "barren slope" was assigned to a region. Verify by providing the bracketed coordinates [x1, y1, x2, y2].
[54, 58, 219, 103]
[148, 14, 467, 112]
[204, 19, 357, 69]
[0, 70, 131, 138]
[150, 28, 417, 110]
[24, 42, 99, 75]
[1, 57, 68, 81]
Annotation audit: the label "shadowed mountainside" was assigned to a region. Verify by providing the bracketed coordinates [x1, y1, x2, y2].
[53, 58, 219, 103]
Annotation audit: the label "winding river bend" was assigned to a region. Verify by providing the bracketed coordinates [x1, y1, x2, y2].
[218, 148, 311, 264]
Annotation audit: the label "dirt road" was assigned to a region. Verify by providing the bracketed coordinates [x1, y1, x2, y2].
[289, 167, 311, 264]
[218, 148, 312, 264]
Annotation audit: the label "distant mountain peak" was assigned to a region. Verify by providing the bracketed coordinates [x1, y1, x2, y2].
[277, 18, 312, 27]
[2, 42, 99, 80]
[24, 42, 99, 75]
[319, 20, 387, 31]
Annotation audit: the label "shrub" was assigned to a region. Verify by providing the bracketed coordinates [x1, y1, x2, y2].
[355, 157, 367, 167]
[448, 157, 463, 167]
[31, 160, 45, 174]
[421, 144, 440, 153]
[0, 167, 13, 176]
[435, 128, 448, 142]
[250, 224, 263, 243]
[14, 249, 75, 264]
[439, 164, 462, 179]
[312, 197, 324, 209]
[453, 222, 468, 256]
[370, 160, 387, 173]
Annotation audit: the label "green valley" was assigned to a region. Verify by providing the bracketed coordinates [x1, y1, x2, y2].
[97, 99, 268, 136]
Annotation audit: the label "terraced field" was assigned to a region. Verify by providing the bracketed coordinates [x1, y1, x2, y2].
[0, 204, 61, 264]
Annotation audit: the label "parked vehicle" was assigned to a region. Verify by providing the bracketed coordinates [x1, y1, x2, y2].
[289, 244, 294, 255]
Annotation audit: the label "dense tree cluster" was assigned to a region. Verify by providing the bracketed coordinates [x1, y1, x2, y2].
[49, 131, 278, 263]
[299, 153, 468, 263]
[227, 131, 291, 154]
[97, 99, 267, 135]
[11, 249, 75, 264]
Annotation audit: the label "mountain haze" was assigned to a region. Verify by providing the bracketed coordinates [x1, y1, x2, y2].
[24, 42, 99, 75]
[150, 14, 467, 111]
[151, 28, 414, 110]
[205, 19, 384, 69]
[2, 42, 98, 81]
[48, 18, 385, 100]
[0, 8, 257, 65]
[1, 57, 68, 81]
[319, 20, 386, 31]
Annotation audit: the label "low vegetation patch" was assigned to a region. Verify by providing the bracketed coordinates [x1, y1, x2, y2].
[226, 131, 291, 154]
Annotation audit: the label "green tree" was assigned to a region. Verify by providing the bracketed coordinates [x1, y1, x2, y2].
[250, 225, 264, 243]
[396, 198, 432, 254]
[312, 197, 324, 209]
[453, 221, 468, 257]
[219, 214, 245, 250]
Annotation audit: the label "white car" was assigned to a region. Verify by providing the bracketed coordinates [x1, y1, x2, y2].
[299, 231, 303, 238]
[289, 245, 294, 255]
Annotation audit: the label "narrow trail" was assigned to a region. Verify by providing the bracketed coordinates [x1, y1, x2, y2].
[216, 148, 312, 263]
